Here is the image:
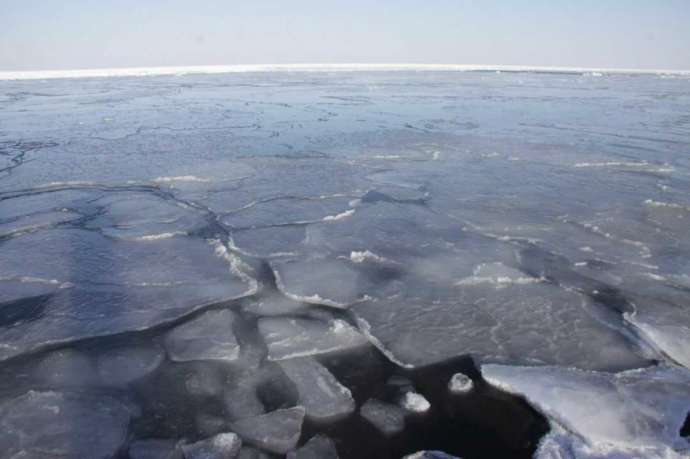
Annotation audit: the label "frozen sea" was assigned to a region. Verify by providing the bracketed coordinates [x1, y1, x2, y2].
[0, 68, 689, 459]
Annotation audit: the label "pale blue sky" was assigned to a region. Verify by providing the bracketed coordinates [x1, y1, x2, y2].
[1, 0, 689, 71]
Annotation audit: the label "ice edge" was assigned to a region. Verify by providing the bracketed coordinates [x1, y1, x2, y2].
[2, 64, 690, 80]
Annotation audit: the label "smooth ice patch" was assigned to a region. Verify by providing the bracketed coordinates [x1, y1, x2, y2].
[400, 391, 431, 414]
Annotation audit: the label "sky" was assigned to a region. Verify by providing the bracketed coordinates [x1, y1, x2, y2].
[1, 0, 689, 71]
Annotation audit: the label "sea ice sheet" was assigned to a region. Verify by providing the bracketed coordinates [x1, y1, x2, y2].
[3, 68, 690, 459]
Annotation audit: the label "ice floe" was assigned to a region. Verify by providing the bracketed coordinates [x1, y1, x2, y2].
[164, 309, 240, 362]
[279, 357, 356, 422]
[482, 364, 690, 458]
[271, 257, 372, 308]
[179, 432, 242, 459]
[259, 317, 369, 361]
[400, 391, 431, 414]
[360, 398, 407, 436]
[229, 406, 305, 454]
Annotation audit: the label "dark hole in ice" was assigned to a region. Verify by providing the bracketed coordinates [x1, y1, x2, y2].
[256, 365, 299, 412]
[255, 260, 281, 293]
[0, 295, 49, 326]
[681, 411, 690, 438]
[583, 258, 615, 271]
[589, 286, 633, 315]
[301, 351, 549, 459]
[360, 189, 426, 206]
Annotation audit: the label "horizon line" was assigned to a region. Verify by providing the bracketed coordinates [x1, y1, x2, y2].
[1, 63, 689, 81]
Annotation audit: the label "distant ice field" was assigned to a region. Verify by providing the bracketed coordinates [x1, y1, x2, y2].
[0, 70, 689, 459]
[1, 63, 689, 81]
